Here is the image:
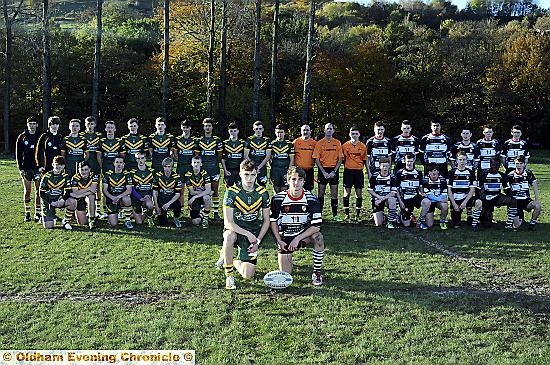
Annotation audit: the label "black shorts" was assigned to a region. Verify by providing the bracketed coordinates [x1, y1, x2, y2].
[372, 198, 392, 213]
[303, 168, 315, 191]
[277, 236, 310, 255]
[401, 195, 423, 219]
[453, 197, 475, 209]
[343, 169, 364, 189]
[224, 168, 240, 187]
[22, 169, 41, 182]
[317, 167, 339, 186]
[516, 198, 533, 212]
[131, 194, 151, 214]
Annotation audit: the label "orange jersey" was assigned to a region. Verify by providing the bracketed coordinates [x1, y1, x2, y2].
[293, 137, 317, 169]
[342, 140, 367, 170]
[312, 137, 343, 167]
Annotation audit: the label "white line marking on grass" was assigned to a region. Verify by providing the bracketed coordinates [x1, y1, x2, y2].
[0, 291, 193, 304]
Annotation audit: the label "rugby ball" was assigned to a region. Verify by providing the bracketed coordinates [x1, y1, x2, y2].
[263, 270, 293, 289]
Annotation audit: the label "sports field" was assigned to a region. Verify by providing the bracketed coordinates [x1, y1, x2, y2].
[1, 154, 549, 364]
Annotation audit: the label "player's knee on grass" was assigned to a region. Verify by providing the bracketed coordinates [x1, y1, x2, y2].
[373, 211, 385, 226]
[235, 261, 256, 279]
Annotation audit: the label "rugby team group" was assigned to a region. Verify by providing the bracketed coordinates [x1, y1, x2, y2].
[15, 115, 542, 288]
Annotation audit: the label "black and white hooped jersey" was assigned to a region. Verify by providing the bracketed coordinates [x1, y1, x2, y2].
[368, 172, 397, 197]
[395, 168, 423, 200]
[391, 134, 419, 167]
[419, 133, 452, 165]
[506, 169, 536, 200]
[500, 139, 530, 170]
[365, 136, 391, 172]
[450, 142, 480, 170]
[476, 138, 500, 172]
[448, 167, 476, 201]
[270, 190, 322, 239]
[479, 170, 508, 201]
[422, 175, 448, 197]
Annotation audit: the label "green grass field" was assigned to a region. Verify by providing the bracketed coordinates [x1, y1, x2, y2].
[1, 154, 549, 364]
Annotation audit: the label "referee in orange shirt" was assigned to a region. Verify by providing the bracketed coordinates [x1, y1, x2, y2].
[293, 124, 317, 191]
[342, 126, 367, 221]
[312, 123, 344, 220]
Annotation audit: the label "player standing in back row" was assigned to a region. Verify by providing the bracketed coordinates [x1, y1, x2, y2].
[419, 120, 452, 179]
[365, 121, 391, 178]
[244, 121, 272, 187]
[196, 118, 223, 221]
[312, 122, 344, 221]
[293, 124, 317, 191]
[341, 126, 367, 221]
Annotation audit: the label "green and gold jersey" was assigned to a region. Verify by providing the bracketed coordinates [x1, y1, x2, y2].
[131, 167, 155, 196]
[223, 138, 246, 170]
[195, 135, 222, 170]
[185, 169, 210, 193]
[99, 137, 123, 172]
[103, 170, 133, 195]
[149, 133, 174, 169]
[154, 172, 183, 202]
[223, 184, 270, 233]
[174, 135, 196, 174]
[83, 132, 102, 162]
[61, 134, 86, 160]
[40, 171, 70, 203]
[246, 136, 271, 166]
[121, 133, 148, 168]
[71, 173, 99, 190]
[271, 139, 294, 170]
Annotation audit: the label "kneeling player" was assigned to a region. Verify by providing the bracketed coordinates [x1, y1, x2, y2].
[102, 155, 134, 229]
[417, 165, 449, 230]
[507, 155, 541, 231]
[70, 161, 99, 229]
[473, 157, 517, 231]
[270, 166, 325, 286]
[395, 153, 423, 227]
[185, 155, 212, 228]
[130, 152, 155, 226]
[153, 157, 183, 228]
[39, 156, 77, 230]
[221, 160, 270, 290]
[367, 157, 398, 229]
[448, 152, 476, 228]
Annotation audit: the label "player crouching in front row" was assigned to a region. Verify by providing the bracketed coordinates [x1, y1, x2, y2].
[367, 157, 399, 229]
[185, 155, 212, 228]
[153, 158, 183, 228]
[103, 155, 134, 229]
[40, 156, 77, 230]
[417, 164, 449, 230]
[221, 160, 271, 290]
[70, 161, 99, 229]
[270, 166, 325, 286]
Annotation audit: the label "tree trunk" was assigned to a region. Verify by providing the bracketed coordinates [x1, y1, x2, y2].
[270, 0, 280, 127]
[301, 0, 315, 124]
[3, 0, 12, 153]
[162, 0, 170, 121]
[217, 0, 227, 126]
[92, 0, 103, 122]
[252, 0, 261, 121]
[206, 0, 215, 118]
[42, 0, 52, 129]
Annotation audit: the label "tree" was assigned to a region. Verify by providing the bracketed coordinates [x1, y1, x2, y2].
[2, 0, 25, 152]
[301, 0, 315, 124]
[270, 0, 280, 126]
[217, 0, 228, 125]
[252, 0, 261, 120]
[92, 0, 103, 122]
[207, 0, 215, 117]
[42, 0, 52, 129]
[162, 0, 170, 121]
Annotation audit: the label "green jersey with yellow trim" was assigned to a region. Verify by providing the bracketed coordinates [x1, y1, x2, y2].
[195, 135, 222, 171]
[83, 132, 102, 162]
[40, 171, 71, 203]
[223, 138, 246, 170]
[99, 137, 123, 172]
[149, 133, 174, 169]
[246, 136, 271, 166]
[71, 173, 99, 190]
[223, 184, 270, 233]
[121, 133, 148, 168]
[131, 167, 155, 196]
[270, 139, 294, 170]
[103, 170, 133, 195]
[174, 135, 196, 174]
[154, 171, 183, 203]
[185, 169, 210, 193]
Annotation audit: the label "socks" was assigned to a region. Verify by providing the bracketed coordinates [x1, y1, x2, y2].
[331, 198, 338, 217]
[312, 249, 324, 273]
[343, 197, 350, 216]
